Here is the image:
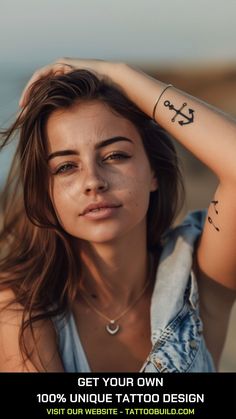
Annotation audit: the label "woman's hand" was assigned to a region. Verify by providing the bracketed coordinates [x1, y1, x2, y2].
[18, 55, 236, 295]
[19, 57, 115, 108]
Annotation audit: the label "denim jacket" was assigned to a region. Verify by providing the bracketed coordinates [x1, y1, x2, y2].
[53, 209, 216, 372]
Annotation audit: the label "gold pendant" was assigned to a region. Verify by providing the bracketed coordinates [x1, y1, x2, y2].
[106, 320, 120, 335]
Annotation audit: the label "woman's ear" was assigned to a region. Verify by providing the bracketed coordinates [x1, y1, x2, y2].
[150, 173, 158, 192]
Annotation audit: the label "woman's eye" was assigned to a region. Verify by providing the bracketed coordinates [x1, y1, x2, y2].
[104, 153, 131, 161]
[54, 163, 77, 175]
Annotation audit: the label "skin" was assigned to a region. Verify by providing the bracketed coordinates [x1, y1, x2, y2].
[47, 101, 157, 242]
[3, 58, 236, 371]
[45, 100, 160, 371]
[0, 99, 159, 372]
[47, 100, 158, 308]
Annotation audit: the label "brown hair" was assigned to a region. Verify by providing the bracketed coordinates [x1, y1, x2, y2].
[0, 70, 184, 368]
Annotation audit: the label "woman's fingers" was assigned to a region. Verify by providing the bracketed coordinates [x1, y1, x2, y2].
[18, 58, 112, 108]
[19, 62, 75, 108]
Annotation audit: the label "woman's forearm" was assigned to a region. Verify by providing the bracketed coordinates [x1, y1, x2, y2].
[19, 58, 236, 183]
[108, 63, 236, 183]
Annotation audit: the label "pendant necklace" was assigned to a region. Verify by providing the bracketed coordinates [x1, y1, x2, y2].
[79, 255, 154, 336]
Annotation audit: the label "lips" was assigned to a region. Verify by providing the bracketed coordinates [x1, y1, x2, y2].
[80, 202, 122, 216]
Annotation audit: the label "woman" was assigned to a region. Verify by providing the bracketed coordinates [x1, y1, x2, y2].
[0, 58, 235, 372]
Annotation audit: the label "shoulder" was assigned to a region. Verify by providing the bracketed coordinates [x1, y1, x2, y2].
[0, 288, 31, 371]
[0, 288, 64, 371]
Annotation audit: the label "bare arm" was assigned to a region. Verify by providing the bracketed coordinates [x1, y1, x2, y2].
[19, 58, 236, 367]
[106, 64, 236, 288]
[20, 58, 236, 291]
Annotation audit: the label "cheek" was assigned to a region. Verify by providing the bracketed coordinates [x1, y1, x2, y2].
[50, 180, 80, 223]
[129, 159, 153, 188]
[124, 173, 152, 214]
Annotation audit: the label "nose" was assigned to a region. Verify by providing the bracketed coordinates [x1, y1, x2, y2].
[83, 166, 109, 195]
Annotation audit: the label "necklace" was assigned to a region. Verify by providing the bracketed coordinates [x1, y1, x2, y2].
[79, 255, 154, 336]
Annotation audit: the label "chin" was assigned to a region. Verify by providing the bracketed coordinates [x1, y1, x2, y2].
[67, 217, 145, 244]
[83, 233, 123, 245]
[71, 225, 129, 244]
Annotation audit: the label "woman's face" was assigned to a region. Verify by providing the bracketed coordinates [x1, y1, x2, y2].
[46, 101, 158, 244]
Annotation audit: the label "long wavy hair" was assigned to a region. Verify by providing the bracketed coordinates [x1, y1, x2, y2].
[0, 69, 184, 368]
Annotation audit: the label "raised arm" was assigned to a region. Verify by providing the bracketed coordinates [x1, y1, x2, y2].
[20, 59, 236, 292]
[106, 63, 236, 292]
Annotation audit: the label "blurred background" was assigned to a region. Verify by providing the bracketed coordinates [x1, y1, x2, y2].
[0, 0, 235, 371]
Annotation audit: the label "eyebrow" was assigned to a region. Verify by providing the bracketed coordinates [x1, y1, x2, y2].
[47, 136, 134, 162]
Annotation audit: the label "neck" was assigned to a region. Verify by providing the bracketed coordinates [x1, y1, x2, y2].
[76, 227, 154, 309]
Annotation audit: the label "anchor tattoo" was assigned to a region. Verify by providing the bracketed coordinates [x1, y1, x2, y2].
[164, 100, 194, 126]
[208, 200, 220, 232]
